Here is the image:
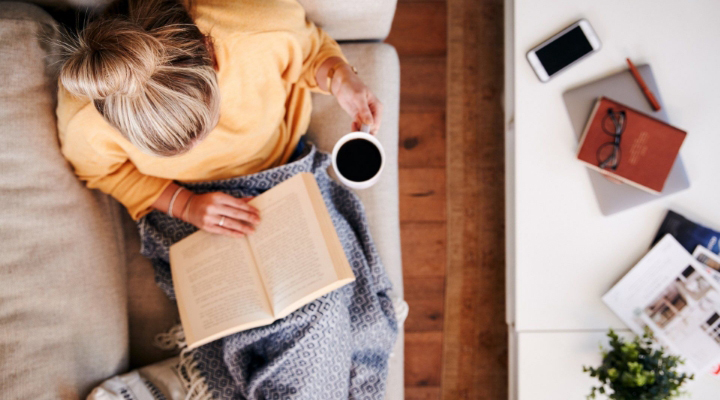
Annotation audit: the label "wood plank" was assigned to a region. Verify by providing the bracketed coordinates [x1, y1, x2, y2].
[401, 221, 446, 277]
[398, 0, 446, 3]
[399, 111, 446, 168]
[405, 332, 444, 387]
[386, 2, 447, 58]
[405, 387, 442, 400]
[404, 277, 445, 332]
[442, 0, 508, 399]
[400, 57, 446, 112]
[399, 168, 446, 222]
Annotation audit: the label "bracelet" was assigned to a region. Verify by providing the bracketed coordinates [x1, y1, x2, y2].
[326, 61, 357, 94]
[181, 194, 195, 222]
[167, 186, 184, 218]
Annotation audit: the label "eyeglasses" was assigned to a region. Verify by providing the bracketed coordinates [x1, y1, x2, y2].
[596, 108, 626, 170]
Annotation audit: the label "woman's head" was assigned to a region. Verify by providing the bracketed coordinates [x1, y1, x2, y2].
[59, 0, 219, 156]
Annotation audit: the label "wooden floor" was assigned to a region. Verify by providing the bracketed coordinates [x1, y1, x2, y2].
[385, 0, 507, 398]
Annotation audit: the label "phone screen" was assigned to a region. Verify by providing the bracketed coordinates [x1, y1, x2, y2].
[536, 26, 593, 76]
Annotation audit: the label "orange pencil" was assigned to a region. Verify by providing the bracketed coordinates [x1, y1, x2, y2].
[626, 58, 661, 111]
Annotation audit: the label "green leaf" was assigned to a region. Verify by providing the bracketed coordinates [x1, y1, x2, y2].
[584, 329, 693, 400]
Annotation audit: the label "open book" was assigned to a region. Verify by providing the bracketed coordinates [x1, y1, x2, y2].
[169, 173, 355, 349]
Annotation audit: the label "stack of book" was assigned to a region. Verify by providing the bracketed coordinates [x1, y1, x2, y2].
[576, 97, 686, 194]
[604, 211, 720, 374]
[563, 64, 691, 215]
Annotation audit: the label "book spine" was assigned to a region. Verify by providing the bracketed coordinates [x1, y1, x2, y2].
[578, 160, 661, 194]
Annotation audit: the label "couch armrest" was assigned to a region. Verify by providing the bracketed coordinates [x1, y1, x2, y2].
[306, 41, 403, 400]
[297, 0, 397, 41]
[306, 43, 402, 297]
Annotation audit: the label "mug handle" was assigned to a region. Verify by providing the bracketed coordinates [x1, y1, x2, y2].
[360, 124, 371, 133]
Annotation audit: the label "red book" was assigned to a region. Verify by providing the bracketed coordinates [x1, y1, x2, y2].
[577, 97, 686, 194]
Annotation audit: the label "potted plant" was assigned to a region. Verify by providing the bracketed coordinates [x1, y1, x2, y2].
[583, 329, 693, 400]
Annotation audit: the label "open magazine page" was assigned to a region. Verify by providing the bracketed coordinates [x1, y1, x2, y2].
[603, 234, 720, 371]
[693, 246, 720, 375]
[694, 245, 720, 284]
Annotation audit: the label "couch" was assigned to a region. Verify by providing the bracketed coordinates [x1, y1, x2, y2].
[0, 1, 403, 398]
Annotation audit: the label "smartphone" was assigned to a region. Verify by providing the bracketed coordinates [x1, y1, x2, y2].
[526, 19, 601, 82]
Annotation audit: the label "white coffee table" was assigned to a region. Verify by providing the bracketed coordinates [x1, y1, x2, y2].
[505, 0, 720, 398]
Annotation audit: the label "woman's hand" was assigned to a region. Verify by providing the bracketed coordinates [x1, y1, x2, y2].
[331, 64, 383, 135]
[183, 192, 260, 238]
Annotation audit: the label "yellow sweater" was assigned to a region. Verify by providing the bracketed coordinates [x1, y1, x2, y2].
[57, 0, 346, 219]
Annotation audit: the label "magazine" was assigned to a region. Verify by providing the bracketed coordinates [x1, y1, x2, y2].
[603, 234, 720, 372]
[652, 210, 720, 254]
[692, 246, 720, 375]
[694, 245, 720, 285]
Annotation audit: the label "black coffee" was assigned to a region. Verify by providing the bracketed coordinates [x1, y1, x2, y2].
[336, 139, 382, 182]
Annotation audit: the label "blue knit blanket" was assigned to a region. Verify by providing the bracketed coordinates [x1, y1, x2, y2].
[137, 144, 398, 399]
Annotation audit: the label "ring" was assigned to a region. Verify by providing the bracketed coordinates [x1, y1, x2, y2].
[219, 216, 226, 227]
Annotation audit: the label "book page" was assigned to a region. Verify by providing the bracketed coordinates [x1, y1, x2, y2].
[247, 174, 344, 315]
[302, 174, 355, 282]
[169, 232, 273, 347]
[603, 235, 720, 371]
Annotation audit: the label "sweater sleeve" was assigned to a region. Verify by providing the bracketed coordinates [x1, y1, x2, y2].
[57, 91, 172, 220]
[296, 20, 348, 94]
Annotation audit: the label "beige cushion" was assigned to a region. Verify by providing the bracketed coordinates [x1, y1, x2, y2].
[123, 212, 180, 369]
[0, 2, 129, 399]
[307, 42, 404, 399]
[308, 43, 403, 298]
[297, 0, 397, 41]
[25, 0, 397, 41]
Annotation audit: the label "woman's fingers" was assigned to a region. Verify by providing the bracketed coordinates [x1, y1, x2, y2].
[216, 193, 259, 215]
[186, 192, 261, 238]
[358, 101, 374, 127]
[219, 216, 255, 235]
[367, 94, 383, 135]
[217, 205, 260, 226]
[351, 94, 374, 133]
[368, 97, 383, 135]
[332, 68, 383, 134]
[350, 92, 382, 135]
[204, 214, 254, 237]
[205, 224, 247, 239]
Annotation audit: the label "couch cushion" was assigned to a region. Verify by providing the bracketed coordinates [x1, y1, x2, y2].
[25, 0, 397, 42]
[123, 211, 180, 369]
[0, 3, 129, 399]
[308, 43, 403, 297]
[297, 0, 397, 41]
[306, 42, 404, 399]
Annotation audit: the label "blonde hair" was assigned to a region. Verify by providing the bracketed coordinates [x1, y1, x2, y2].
[59, 0, 219, 156]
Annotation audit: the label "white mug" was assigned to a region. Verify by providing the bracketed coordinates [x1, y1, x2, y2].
[331, 124, 385, 190]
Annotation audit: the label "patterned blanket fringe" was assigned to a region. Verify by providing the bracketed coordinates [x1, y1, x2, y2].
[393, 298, 409, 328]
[389, 297, 409, 360]
[155, 325, 214, 400]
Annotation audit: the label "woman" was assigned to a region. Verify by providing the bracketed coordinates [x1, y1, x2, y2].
[57, 0, 397, 398]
